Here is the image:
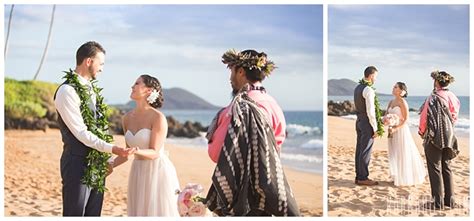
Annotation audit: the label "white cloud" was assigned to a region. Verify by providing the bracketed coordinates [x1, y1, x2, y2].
[447, 5, 468, 11]
[5, 5, 323, 110]
[329, 43, 469, 95]
[329, 5, 379, 12]
[329, 5, 469, 96]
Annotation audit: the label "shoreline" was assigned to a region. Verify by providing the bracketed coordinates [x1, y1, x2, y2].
[4, 129, 322, 217]
[338, 113, 470, 138]
[328, 116, 470, 217]
[166, 136, 324, 176]
[173, 143, 324, 176]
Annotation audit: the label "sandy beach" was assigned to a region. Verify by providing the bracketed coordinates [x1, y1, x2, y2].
[4, 129, 322, 217]
[328, 116, 470, 216]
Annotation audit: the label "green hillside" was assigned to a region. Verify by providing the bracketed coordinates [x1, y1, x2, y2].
[4, 78, 203, 138]
[4, 78, 120, 132]
[5, 78, 58, 120]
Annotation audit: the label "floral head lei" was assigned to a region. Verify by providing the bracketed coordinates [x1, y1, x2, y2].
[431, 70, 455, 84]
[147, 89, 161, 104]
[221, 49, 276, 77]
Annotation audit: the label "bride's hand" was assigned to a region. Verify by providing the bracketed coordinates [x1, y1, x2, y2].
[382, 116, 389, 126]
[106, 162, 113, 177]
[113, 146, 136, 157]
[390, 126, 398, 133]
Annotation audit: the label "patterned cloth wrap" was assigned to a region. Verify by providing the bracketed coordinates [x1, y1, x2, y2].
[424, 90, 459, 160]
[205, 84, 300, 216]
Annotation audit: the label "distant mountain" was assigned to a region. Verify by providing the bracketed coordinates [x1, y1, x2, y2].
[162, 88, 220, 109]
[115, 87, 221, 110]
[328, 78, 390, 96]
[328, 79, 358, 96]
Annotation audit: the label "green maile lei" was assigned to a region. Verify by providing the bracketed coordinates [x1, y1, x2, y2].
[359, 79, 385, 136]
[63, 69, 113, 193]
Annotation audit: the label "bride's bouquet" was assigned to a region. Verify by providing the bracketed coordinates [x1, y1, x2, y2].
[176, 183, 210, 217]
[383, 114, 400, 138]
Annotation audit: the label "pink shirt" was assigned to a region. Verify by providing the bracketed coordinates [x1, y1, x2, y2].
[208, 86, 286, 163]
[418, 88, 460, 135]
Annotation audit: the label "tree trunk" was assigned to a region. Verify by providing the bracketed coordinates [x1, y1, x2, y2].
[4, 4, 15, 59]
[33, 5, 56, 81]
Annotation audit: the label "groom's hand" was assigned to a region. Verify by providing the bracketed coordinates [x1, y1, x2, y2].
[112, 146, 135, 157]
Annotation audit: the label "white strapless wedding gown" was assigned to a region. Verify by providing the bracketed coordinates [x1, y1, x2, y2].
[387, 106, 426, 186]
[125, 128, 180, 216]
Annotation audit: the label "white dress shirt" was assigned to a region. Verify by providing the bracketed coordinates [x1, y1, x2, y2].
[362, 86, 378, 133]
[54, 73, 114, 153]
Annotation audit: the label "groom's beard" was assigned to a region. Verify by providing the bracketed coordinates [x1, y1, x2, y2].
[88, 66, 97, 80]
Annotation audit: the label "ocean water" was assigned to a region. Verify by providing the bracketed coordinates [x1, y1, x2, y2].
[162, 109, 324, 174]
[329, 95, 470, 137]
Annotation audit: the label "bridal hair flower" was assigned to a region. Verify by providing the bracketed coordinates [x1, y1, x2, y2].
[147, 89, 161, 104]
[400, 90, 407, 97]
[221, 49, 276, 77]
[431, 70, 455, 84]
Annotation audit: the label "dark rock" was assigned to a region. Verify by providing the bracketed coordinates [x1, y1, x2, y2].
[166, 117, 206, 138]
[48, 121, 59, 129]
[108, 113, 207, 138]
[45, 109, 58, 122]
[328, 100, 356, 116]
[4, 117, 55, 131]
[6, 109, 208, 139]
[107, 110, 125, 135]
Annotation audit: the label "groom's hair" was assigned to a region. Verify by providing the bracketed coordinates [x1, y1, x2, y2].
[76, 41, 106, 65]
[364, 66, 378, 78]
[437, 71, 453, 87]
[235, 49, 268, 83]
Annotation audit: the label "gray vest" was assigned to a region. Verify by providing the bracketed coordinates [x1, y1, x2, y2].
[354, 83, 368, 119]
[54, 82, 91, 157]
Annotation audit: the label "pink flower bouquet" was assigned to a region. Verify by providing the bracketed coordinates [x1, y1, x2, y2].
[383, 114, 400, 138]
[176, 183, 209, 217]
[383, 113, 400, 127]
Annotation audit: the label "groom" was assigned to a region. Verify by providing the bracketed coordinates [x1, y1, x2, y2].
[353, 66, 380, 186]
[54, 41, 135, 216]
[419, 70, 460, 209]
[205, 49, 299, 216]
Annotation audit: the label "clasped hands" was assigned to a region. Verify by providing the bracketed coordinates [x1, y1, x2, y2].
[112, 146, 138, 157]
[107, 146, 138, 177]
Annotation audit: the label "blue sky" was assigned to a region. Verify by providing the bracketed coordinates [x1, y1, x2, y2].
[4, 4, 323, 110]
[329, 5, 469, 96]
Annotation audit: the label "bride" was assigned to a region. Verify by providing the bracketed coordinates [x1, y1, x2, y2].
[112, 74, 180, 216]
[384, 82, 426, 186]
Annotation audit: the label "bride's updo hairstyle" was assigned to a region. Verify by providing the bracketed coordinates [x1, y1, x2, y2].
[396, 82, 408, 98]
[140, 74, 164, 108]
